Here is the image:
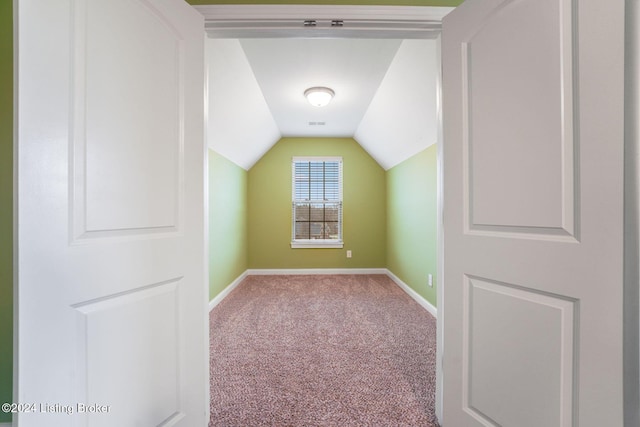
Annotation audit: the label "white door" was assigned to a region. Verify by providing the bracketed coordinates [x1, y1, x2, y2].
[442, 0, 624, 426]
[17, 0, 207, 426]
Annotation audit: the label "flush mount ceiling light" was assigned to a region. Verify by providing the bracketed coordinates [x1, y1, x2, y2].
[304, 87, 335, 107]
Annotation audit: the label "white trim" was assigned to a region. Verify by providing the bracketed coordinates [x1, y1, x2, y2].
[194, 5, 454, 39]
[247, 268, 387, 275]
[203, 78, 211, 423]
[194, 4, 453, 21]
[208, 270, 249, 312]
[0, 422, 13, 427]
[435, 33, 445, 423]
[12, 0, 19, 418]
[292, 156, 342, 163]
[385, 269, 437, 318]
[290, 241, 344, 249]
[624, 1, 640, 424]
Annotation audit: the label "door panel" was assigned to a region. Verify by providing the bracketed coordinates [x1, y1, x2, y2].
[464, 276, 575, 427]
[74, 280, 182, 426]
[74, 0, 184, 237]
[443, 0, 624, 425]
[18, 0, 207, 425]
[464, 0, 571, 233]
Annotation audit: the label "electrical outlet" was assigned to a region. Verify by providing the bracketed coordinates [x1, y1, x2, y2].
[346, 250, 352, 258]
[428, 274, 433, 287]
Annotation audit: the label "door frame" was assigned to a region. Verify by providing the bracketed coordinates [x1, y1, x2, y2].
[194, 3, 452, 422]
[625, 1, 640, 425]
[12, 2, 638, 425]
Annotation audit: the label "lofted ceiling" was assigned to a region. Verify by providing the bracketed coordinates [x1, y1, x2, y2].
[206, 37, 438, 171]
[239, 38, 402, 138]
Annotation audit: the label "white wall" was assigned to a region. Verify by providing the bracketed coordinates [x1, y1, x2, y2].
[625, 0, 640, 425]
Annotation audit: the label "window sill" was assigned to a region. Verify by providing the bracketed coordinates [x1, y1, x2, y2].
[291, 240, 344, 249]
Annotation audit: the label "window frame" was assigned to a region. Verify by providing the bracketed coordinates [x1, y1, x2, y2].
[291, 156, 344, 249]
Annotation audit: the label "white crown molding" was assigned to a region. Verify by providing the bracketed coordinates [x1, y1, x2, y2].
[194, 5, 454, 39]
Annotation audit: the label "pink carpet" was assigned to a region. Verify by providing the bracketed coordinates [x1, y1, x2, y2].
[209, 274, 438, 426]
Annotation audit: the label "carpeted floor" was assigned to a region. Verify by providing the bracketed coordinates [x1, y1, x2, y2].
[209, 274, 438, 427]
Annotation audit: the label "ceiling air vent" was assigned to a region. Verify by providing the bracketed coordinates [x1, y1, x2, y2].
[308, 121, 326, 126]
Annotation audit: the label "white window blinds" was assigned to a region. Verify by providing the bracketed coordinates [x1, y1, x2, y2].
[292, 157, 343, 246]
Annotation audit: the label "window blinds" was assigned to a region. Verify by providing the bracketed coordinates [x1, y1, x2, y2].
[292, 158, 342, 241]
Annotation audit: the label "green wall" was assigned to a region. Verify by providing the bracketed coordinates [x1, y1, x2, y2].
[248, 137, 386, 268]
[386, 145, 438, 307]
[1, 0, 12, 422]
[209, 150, 248, 300]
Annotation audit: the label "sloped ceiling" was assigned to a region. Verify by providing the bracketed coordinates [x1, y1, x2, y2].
[206, 37, 438, 171]
[206, 39, 280, 170]
[355, 39, 438, 170]
[239, 38, 402, 137]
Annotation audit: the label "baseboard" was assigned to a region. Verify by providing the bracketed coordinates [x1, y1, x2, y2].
[385, 269, 437, 318]
[209, 270, 249, 312]
[209, 269, 437, 319]
[0, 421, 12, 427]
[247, 268, 388, 275]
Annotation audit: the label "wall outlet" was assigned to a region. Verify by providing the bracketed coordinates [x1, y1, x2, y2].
[428, 274, 433, 287]
[346, 250, 352, 258]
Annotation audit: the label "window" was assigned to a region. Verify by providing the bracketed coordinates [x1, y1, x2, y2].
[291, 157, 343, 248]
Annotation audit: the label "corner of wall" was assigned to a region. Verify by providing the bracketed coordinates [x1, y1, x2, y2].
[385, 145, 438, 308]
[208, 150, 249, 301]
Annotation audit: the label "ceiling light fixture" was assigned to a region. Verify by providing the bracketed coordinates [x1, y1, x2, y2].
[304, 87, 335, 107]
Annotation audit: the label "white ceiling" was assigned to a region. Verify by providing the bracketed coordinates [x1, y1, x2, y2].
[239, 38, 402, 137]
[206, 39, 280, 170]
[206, 37, 438, 170]
[355, 39, 438, 170]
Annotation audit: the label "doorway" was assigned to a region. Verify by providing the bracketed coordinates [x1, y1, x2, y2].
[196, 4, 451, 422]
